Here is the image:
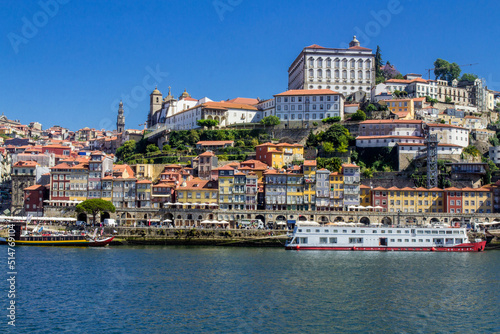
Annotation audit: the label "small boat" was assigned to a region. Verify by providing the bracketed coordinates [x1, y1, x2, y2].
[285, 222, 486, 252]
[0, 222, 114, 247]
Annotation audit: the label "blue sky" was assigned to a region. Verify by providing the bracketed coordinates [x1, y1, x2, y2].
[1, 0, 499, 131]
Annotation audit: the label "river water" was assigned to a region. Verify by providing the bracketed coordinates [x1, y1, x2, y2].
[1, 246, 499, 333]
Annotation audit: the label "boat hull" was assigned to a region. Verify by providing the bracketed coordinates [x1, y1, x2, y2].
[0, 236, 114, 247]
[286, 241, 487, 252]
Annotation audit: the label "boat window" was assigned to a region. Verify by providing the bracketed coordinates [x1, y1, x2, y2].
[360, 230, 365, 233]
[439, 231, 445, 234]
[315, 229, 320, 233]
[405, 239, 409, 242]
[319, 237, 327, 244]
[299, 237, 308, 244]
[425, 230, 431, 234]
[388, 230, 392, 233]
[455, 238, 463, 244]
[329, 237, 337, 244]
[412, 239, 416, 242]
[343, 230, 347, 233]
[351, 230, 355, 233]
[445, 238, 454, 245]
[418, 239, 423, 242]
[405, 230, 410, 234]
[431, 231, 438, 234]
[298, 229, 302, 232]
[349, 237, 363, 244]
[417, 231, 423, 234]
[397, 239, 402, 242]
[381, 230, 385, 233]
[433, 238, 443, 244]
[453, 231, 460, 234]
[426, 239, 430, 242]
[446, 231, 452, 234]
[396, 230, 401, 234]
[306, 229, 311, 232]
[324, 229, 329, 233]
[333, 230, 338, 233]
[390, 239, 395, 242]
[372, 230, 377, 233]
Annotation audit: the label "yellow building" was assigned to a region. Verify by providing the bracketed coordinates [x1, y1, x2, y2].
[131, 164, 155, 180]
[328, 171, 344, 210]
[68, 164, 89, 202]
[384, 187, 444, 213]
[286, 166, 304, 210]
[462, 187, 493, 213]
[359, 184, 371, 207]
[303, 160, 316, 210]
[176, 178, 218, 205]
[217, 165, 236, 210]
[136, 179, 152, 208]
[255, 143, 304, 169]
[380, 98, 415, 120]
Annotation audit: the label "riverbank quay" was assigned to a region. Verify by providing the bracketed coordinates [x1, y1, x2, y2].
[106, 227, 289, 247]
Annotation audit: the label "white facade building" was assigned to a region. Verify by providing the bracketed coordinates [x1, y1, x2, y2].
[274, 89, 344, 126]
[427, 123, 469, 148]
[256, 98, 276, 118]
[288, 36, 375, 98]
[489, 146, 500, 164]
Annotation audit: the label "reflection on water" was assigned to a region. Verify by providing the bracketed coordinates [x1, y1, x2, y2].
[2, 246, 499, 333]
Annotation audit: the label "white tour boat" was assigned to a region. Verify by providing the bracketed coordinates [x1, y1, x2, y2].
[285, 222, 486, 252]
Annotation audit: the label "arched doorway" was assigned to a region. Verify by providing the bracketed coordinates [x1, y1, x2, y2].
[77, 213, 87, 223]
[101, 212, 110, 222]
[319, 216, 329, 223]
[255, 215, 265, 224]
[430, 218, 440, 224]
[381, 217, 392, 225]
[334, 216, 343, 222]
[298, 215, 307, 221]
[360, 217, 370, 225]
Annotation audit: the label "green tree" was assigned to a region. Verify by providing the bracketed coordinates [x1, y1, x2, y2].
[306, 130, 318, 147]
[316, 157, 343, 172]
[350, 110, 367, 121]
[322, 142, 335, 153]
[162, 144, 171, 152]
[394, 73, 404, 79]
[362, 168, 374, 178]
[459, 73, 478, 83]
[115, 140, 136, 161]
[366, 104, 376, 112]
[76, 199, 116, 226]
[321, 124, 352, 148]
[197, 119, 219, 128]
[187, 129, 200, 146]
[445, 96, 452, 103]
[260, 115, 280, 126]
[146, 144, 160, 153]
[433, 58, 461, 84]
[375, 45, 384, 84]
[337, 142, 349, 153]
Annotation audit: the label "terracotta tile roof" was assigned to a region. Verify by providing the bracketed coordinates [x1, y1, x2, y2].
[303, 160, 317, 166]
[342, 163, 358, 168]
[360, 120, 423, 125]
[178, 178, 218, 190]
[427, 123, 468, 130]
[274, 89, 342, 97]
[385, 79, 410, 84]
[348, 45, 371, 51]
[24, 184, 44, 191]
[356, 135, 424, 140]
[136, 179, 152, 184]
[305, 44, 326, 49]
[13, 161, 38, 167]
[197, 141, 234, 146]
[226, 97, 259, 105]
[203, 101, 258, 111]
